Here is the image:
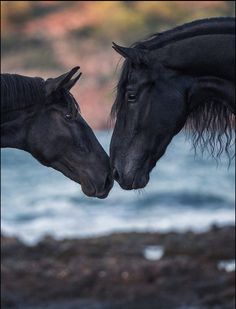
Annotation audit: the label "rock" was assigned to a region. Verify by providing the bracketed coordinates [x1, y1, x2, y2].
[1, 226, 235, 309]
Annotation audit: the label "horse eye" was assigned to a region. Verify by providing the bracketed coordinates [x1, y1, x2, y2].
[65, 114, 72, 120]
[127, 93, 136, 103]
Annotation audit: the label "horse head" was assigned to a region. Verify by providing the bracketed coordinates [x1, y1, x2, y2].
[110, 18, 235, 190]
[32, 67, 113, 198]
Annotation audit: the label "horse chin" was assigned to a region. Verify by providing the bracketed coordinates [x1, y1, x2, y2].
[80, 171, 114, 199]
[83, 188, 110, 199]
[133, 172, 150, 189]
[129, 173, 150, 190]
[81, 184, 96, 197]
[51, 158, 113, 198]
[117, 171, 150, 190]
[115, 156, 154, 190]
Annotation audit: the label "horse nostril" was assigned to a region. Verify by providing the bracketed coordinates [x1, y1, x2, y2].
[112, 168, 120, 181]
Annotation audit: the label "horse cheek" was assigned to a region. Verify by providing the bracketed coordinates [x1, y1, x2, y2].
[26, 116, 57, 164]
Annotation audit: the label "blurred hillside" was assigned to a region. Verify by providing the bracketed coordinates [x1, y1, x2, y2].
[1, 1, 235, 129]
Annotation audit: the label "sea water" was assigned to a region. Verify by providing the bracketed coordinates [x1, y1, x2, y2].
[1, 132, 235, 244]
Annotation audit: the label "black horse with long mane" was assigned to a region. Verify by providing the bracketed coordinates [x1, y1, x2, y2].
[110, 17, 235, 190]
[1, 67, 113, 198]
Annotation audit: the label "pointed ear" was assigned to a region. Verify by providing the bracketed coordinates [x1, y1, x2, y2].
[112, 42, 148, 65]
[45, 66, 80, 97]
[188, 77, 235, 114]
[65, 72, 82, 91]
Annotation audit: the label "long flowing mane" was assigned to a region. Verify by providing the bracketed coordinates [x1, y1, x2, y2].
[1, 74, 45, 112]
[112, 17, 235, 160]
[185, 100, 235, 161]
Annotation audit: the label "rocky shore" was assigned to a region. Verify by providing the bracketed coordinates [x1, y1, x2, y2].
[1, 225, 235, 309]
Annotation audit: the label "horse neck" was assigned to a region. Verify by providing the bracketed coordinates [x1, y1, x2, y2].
[187, 76, 235, 115]
[1, 74, 45, 149]
[1, 109, 28, 149]
[143, 17, 235, 50]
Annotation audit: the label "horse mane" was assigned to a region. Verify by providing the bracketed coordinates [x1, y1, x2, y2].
[111, 17, 235, 160]
[112, 17, 235, 116]
[132, 17, 235, 50]
[1, 74, 45, 112]
[185, 100, 235, 161]
[1, 73, 80, 117]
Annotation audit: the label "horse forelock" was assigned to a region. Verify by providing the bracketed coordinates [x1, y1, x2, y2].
[111, 58, 131, 119]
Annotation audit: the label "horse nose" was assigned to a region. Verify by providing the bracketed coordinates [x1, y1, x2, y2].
[112, 167, 120, 182]
[94, 173, 113, 199]
[104, 173, 113, 190]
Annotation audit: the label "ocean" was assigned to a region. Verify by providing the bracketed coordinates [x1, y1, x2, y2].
[1, 131, 235, 245]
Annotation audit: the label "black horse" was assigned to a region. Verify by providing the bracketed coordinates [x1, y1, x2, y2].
[1, 67, 113, 198]
[110, 17, 235, 190]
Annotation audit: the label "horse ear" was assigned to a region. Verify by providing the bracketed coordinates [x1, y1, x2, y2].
[64, 72, 82, 91]
[112, 42, 148, 65]
[188, 77, 235, 114]
[45, 66, 80, 97]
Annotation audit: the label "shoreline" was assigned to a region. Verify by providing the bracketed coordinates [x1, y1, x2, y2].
[1, 225, 235, 309]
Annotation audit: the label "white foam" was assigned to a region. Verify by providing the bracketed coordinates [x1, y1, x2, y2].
[144, 246, 164, 261]
[218, 260, 235, 272]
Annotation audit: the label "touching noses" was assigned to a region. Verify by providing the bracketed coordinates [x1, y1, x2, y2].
[95, 172, 114, 199]
[112, 167, 120, 182]
[104, 173, 113, 191]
